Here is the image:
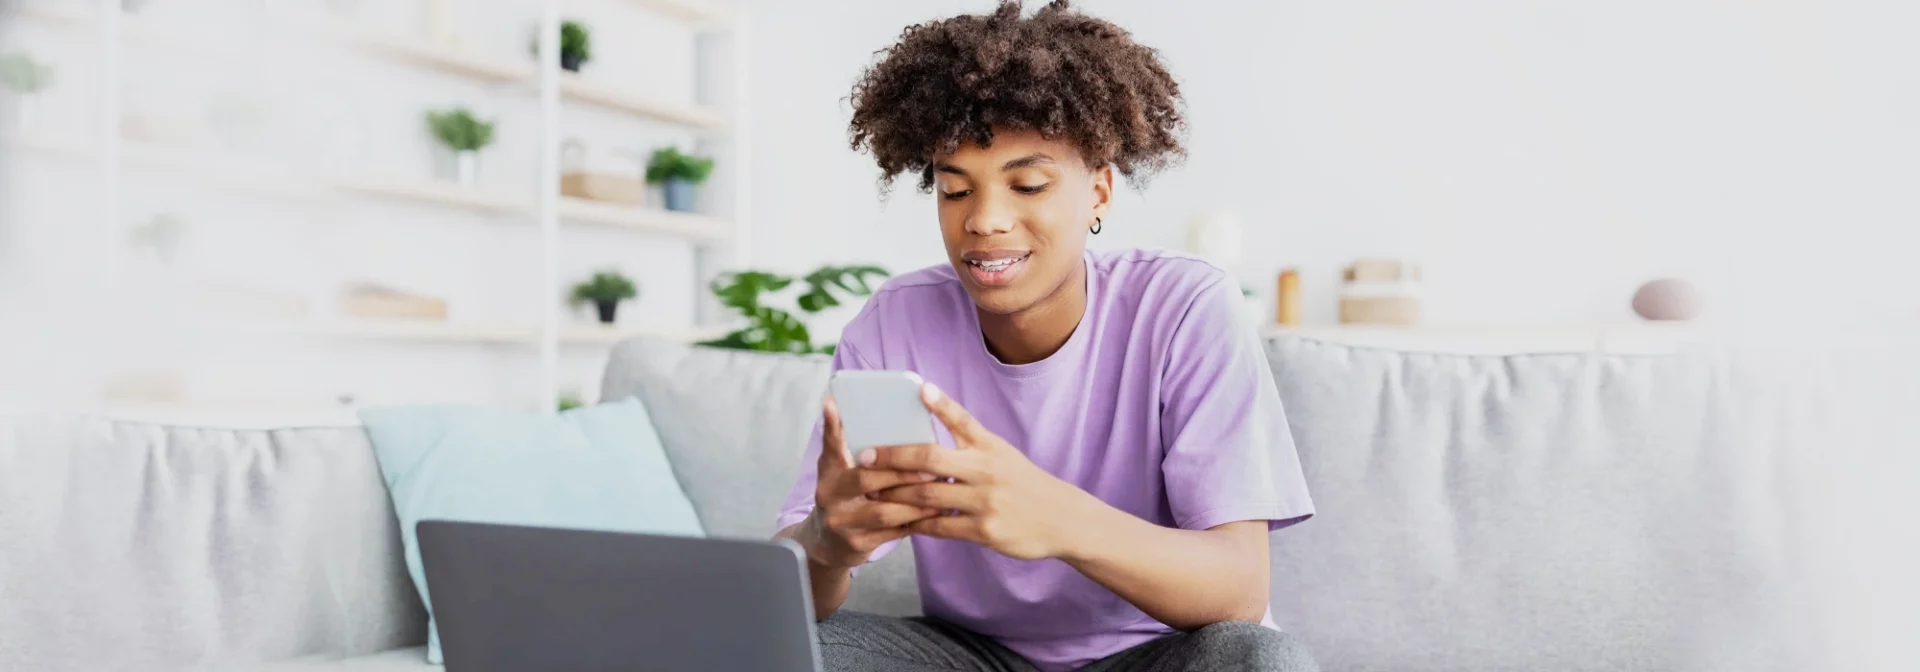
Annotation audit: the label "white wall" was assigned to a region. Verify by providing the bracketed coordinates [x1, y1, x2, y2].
[743, 0, 1920, 338]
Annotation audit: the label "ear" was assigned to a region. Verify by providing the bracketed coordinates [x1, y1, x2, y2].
[1090, 163, 1115, 220]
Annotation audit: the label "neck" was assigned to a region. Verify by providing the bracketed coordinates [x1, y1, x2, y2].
[977, 259, 1088, 365]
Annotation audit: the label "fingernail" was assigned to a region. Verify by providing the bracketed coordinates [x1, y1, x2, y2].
[858, 448, 876, 466]
[922, 383, 942, 404]
[917, 472, 936, 482]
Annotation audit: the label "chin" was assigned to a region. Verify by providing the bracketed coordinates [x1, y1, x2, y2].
[961, 285, 1034, 316]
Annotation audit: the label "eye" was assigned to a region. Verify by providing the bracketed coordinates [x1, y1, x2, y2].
[942, 189, 973, 201]
[1013, 183, 1051, 194]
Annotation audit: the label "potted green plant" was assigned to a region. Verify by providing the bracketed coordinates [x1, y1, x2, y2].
[570, 270, 638, 324]
[700, 265, 889, 354]
[1, 53, 55, 130]
[425, 108, 495, 185]
[646, 146, 715, 213]
[560, 20, 591, 72]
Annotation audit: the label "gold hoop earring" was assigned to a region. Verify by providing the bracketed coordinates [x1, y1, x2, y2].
[1090, 217, 1103, 235]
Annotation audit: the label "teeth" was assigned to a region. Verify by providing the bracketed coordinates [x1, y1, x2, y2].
[969, 256, 1021, 272]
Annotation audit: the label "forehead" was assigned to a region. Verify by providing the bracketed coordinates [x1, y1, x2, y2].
[935, 128, 1085, 168]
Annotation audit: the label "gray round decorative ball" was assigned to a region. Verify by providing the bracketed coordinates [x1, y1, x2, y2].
[1632, 278, 1704, 321]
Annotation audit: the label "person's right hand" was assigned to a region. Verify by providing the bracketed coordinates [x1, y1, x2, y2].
[800, 397, 943, 571]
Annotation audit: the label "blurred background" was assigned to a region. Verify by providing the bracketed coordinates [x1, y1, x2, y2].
[1, 0, 1915, 424]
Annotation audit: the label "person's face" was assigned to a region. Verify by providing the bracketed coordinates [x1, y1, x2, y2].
[934, 129, 1114, 316]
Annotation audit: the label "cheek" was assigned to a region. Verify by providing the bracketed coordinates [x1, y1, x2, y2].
[1032, 201, 1087, 251]
[937, 205, 968, 247]
[1037, 189, 1094, 235]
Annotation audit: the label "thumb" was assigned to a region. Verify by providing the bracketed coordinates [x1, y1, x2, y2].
[819, 397, 854, 472]
[921, 383, 988, 448]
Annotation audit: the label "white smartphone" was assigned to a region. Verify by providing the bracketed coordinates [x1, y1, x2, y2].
[829, 370, 938, 452]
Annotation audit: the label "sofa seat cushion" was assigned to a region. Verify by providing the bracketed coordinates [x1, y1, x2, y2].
[251, 647, 434, 671]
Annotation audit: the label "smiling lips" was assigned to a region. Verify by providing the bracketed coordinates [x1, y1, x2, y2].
[961, 250, 1032, 287]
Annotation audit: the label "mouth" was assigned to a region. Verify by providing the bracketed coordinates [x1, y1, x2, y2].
[960, 251, 1032, 288]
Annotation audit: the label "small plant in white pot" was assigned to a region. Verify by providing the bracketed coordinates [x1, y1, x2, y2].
[646, 146, 714, 213]
[425, 108, 494, 185]
[569, 270, 638, 324]
[0, 53, 55, 131]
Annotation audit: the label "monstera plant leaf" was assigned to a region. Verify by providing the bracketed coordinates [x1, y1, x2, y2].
[710, 271, 792, 313]
[699, 306, 812, 354]
[796, 265, 890, 314]
[703, 264, 889, 354]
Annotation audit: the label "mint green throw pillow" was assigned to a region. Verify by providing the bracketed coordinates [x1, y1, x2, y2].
[360, 397, 705, 664]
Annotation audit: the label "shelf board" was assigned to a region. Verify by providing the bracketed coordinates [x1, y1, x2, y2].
[561, 323, 733, 345]
[215, 319, 726, 347]
[560, 74, 728, 131]
[329, 174, 533, 214]
[1260, 323, 1713, 354]
[341, 28, 536, 83]
[8, 2, 93, 27]
[314, 321, 537, 344]
[5, 136, 732, 241]
[0, 133, 93, 160]
[622, 0, 736, 27]
[558, 197, 734, 242]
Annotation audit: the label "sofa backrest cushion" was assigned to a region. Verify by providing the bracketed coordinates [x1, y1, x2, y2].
[601, 335, 1914, 671]
[0, 416, 425, 671]
[600, 339, 920, 616]
[1262, 335, 1889, 672]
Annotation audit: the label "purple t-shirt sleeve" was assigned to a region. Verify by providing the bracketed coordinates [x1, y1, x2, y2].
[1159, 278, 1316, 532]
[773, 340, 905, 565]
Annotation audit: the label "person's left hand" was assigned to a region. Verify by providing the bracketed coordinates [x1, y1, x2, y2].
[860, 383, 1096, 561]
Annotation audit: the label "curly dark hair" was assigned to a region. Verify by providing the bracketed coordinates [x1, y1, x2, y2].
[848, 0, 1187, 193]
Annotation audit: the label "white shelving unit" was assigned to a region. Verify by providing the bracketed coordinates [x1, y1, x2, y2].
[3, 0, 750, 414]
[0, 135, 742, 238]
[206, 320, 734, 347]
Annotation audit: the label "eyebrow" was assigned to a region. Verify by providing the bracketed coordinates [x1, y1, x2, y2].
[932, 152, 1058, 177]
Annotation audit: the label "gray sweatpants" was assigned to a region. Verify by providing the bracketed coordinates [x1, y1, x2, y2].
[816, 611, 1320, 672]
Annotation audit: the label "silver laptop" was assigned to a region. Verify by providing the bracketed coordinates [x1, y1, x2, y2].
[417, 520, 823, 672]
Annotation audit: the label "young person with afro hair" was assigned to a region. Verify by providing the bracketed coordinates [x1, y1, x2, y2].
[773, 2, 1319, 670]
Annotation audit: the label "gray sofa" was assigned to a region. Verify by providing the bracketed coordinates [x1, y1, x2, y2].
[0, 335, 1904, 671]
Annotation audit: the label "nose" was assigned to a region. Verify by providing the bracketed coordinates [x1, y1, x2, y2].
[964, 190, 1017, 237]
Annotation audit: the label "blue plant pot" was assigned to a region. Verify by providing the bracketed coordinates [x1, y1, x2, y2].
[663, 179, 697, 213]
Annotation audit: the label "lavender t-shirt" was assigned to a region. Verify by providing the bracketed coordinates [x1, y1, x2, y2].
[776, 248, 1315, 671]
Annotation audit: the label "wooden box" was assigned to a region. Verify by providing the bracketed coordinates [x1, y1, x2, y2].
[1338, 296, 1421, 326]
[561, 172, 644, 205]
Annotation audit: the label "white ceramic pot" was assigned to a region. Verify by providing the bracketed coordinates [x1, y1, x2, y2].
[438, 149, 479, 185]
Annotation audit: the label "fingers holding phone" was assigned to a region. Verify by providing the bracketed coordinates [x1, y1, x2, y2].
[804, 396, 940, 570]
